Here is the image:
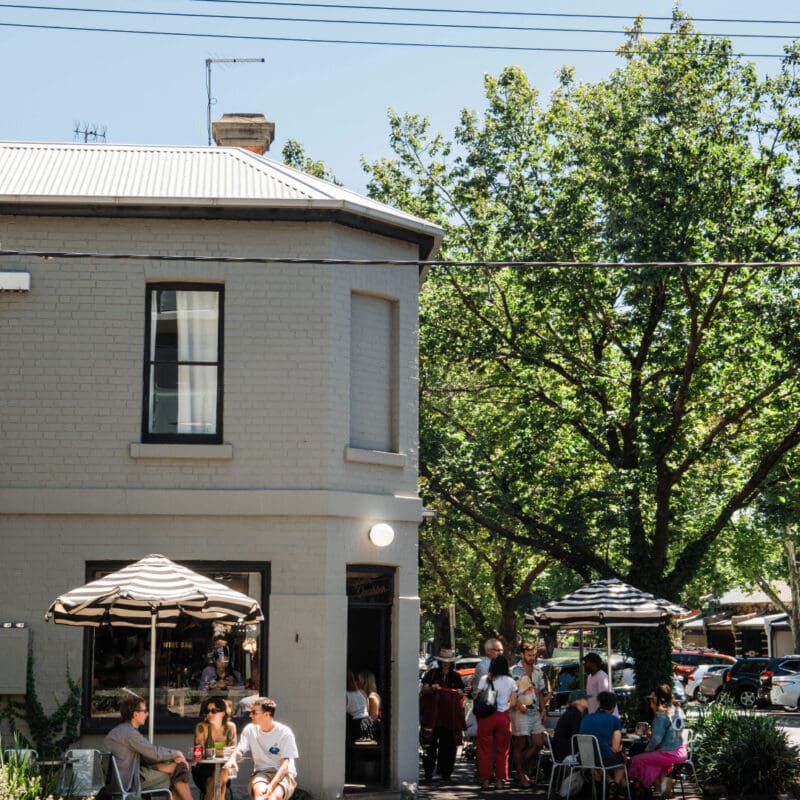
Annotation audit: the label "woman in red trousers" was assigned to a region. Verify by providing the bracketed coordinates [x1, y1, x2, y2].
[475, 654, 517, 790]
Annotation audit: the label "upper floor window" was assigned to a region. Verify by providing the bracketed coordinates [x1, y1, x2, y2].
[143, 284, 224, 443]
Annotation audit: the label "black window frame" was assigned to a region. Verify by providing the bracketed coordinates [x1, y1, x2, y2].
[80, 559, 269, 735]
[142, 282, 225, 444]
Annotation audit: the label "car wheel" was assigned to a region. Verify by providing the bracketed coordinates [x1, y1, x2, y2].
[737, 687, 758, 708]
[694, 687, 710, 704]
[784, 705, 800, 712]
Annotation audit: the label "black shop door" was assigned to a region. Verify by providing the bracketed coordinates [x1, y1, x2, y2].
[345, 566, 393, 791]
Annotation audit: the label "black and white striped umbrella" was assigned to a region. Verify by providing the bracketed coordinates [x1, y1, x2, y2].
[46, 553, 263, 739]
[525, 579, 687, 685]
[526, 578, 686, 628]
[46, 553, 263, 627]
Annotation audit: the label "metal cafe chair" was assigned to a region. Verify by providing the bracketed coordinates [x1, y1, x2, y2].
[570, 734, 631, 800]
[3, 749, 38, 765]
[108, 754, 172, 800]
[537, 730, 579, 799]
[672, 728, 699, 800]
[58, 749, 109, 799]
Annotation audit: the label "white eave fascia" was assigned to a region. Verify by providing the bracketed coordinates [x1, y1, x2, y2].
[2, 193, 444, 248]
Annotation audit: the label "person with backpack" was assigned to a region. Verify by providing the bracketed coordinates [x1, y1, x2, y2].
[628, 684, 687, 799]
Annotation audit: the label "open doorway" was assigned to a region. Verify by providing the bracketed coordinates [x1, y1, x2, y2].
[345, 566, 393, 791]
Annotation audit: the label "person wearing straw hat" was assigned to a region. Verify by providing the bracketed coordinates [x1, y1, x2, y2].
[419, 648, 465, 783]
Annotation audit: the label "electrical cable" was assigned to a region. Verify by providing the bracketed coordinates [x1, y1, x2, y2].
[0, 2, 797, 39]
[1, 248, 798, 269]
[0, 20, 788, 56]
[187, 0, 800, 26]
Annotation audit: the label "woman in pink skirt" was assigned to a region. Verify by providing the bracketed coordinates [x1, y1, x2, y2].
[629, 684, 687, 798]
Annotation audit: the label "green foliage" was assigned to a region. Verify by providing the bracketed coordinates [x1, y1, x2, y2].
[0, 743, 48, 800]
[0, 658, 81, 759]
[364, 12, 800, 671]
[693, 704, 800, 795]
[281, 139, 341, 185]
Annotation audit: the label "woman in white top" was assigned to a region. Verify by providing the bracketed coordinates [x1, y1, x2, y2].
[346, 669, 374, 742]
[475, 654, 517, 790]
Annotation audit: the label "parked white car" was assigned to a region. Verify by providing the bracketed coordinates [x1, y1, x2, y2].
[770, 672, 800, 710]
[687, 663, 729, 702]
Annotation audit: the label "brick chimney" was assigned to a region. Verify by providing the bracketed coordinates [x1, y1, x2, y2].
[212, 113, 275, 154]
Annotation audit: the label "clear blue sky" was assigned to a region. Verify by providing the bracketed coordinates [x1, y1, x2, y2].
[1, 0, 797, 192]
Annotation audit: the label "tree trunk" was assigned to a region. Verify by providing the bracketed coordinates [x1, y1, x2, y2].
[629, 626, 673, 710]
[785, 535, 800, 654]
[433, 608, 451, 655]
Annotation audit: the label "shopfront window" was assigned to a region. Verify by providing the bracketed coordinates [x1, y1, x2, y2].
[86, 563, 266, 731]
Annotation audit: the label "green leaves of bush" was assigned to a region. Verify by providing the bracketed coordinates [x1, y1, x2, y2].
[694, 704, 800, 796]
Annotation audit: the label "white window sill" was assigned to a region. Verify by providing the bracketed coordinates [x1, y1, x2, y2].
[344, 446, 406, 468]
[130, 443, 233, 460]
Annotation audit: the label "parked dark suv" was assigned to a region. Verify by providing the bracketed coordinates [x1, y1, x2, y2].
[723, 655, 800, 708]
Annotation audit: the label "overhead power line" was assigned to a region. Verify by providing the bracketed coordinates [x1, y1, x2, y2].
[1, 248, 799, 269]
[1, 3, 798, 39]
[0, 20, 789, 56]
[188, 0, 800, 26]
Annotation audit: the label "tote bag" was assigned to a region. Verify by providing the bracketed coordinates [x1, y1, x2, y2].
[472, 679, 497, 719]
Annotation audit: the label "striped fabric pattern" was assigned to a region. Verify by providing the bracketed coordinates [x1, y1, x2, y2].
[526, 578, 686, 628]
[46, 553, 263, 627]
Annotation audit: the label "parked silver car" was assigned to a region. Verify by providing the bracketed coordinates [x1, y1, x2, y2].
[697, 663, 732, 702]
[769, 672, 800, 711]
[689, 663, 729, 703]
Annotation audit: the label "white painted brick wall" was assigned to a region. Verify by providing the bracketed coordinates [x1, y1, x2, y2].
[0, 212, 423, 799]
[0, 216, 419, 495]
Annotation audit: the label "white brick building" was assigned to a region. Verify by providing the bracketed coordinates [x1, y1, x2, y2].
[0, 129, 441, 799]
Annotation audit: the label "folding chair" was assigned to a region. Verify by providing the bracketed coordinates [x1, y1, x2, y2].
[672, 728, 699, 800]
[3, 749, 38, 765]
[108, 754, 172, 800]
[569, 734, 631, 800]
[536, 730, 579, 799]
[58, 749, 109, 799]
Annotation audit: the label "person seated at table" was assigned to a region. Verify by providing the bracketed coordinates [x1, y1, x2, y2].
[104, 694, 192, 800]
[192, 696, 238, 800]
[200, 654, 244, 691]
[578, 690, 627, 799]
[551, 689, 588, 762]
[224, 696, 299, 800]
[628, 684, 687, 800]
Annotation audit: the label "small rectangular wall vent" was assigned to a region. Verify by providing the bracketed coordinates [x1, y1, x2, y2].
[0, 272, 31, 291]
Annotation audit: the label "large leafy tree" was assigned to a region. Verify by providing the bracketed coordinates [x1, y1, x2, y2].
[364, 15, 800, 693]
[721, 460, 800, 652]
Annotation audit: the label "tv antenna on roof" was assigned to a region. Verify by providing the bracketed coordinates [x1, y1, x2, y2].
[205, 57, 266, 146]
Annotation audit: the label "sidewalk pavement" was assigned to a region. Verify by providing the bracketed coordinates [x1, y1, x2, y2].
[416, 748, 701, 800]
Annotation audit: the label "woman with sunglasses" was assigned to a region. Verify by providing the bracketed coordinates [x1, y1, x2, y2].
[192, 696, 238, 800]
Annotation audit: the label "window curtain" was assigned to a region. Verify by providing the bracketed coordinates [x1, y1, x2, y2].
[176, 291, 218, 434]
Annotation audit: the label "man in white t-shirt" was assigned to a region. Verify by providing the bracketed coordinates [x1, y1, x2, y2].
[225, 697, 299, 800]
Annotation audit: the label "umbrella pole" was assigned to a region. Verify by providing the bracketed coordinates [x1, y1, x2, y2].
[149, 613, 156, 742]
[606, 627, 612, 687]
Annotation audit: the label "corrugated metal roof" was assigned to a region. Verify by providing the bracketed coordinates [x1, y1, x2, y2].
[0, 141, 442, 250]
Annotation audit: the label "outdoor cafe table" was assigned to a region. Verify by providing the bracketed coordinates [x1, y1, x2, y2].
[621, 734, 647, 756]
[197, 756, 230, 800]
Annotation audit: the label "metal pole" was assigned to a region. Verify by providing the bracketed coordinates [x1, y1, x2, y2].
[149, 613, 156, 741]
[205, 58, 266, 146]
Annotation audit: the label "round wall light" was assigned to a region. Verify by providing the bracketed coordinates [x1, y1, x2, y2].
[368, 523, 395, 547]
